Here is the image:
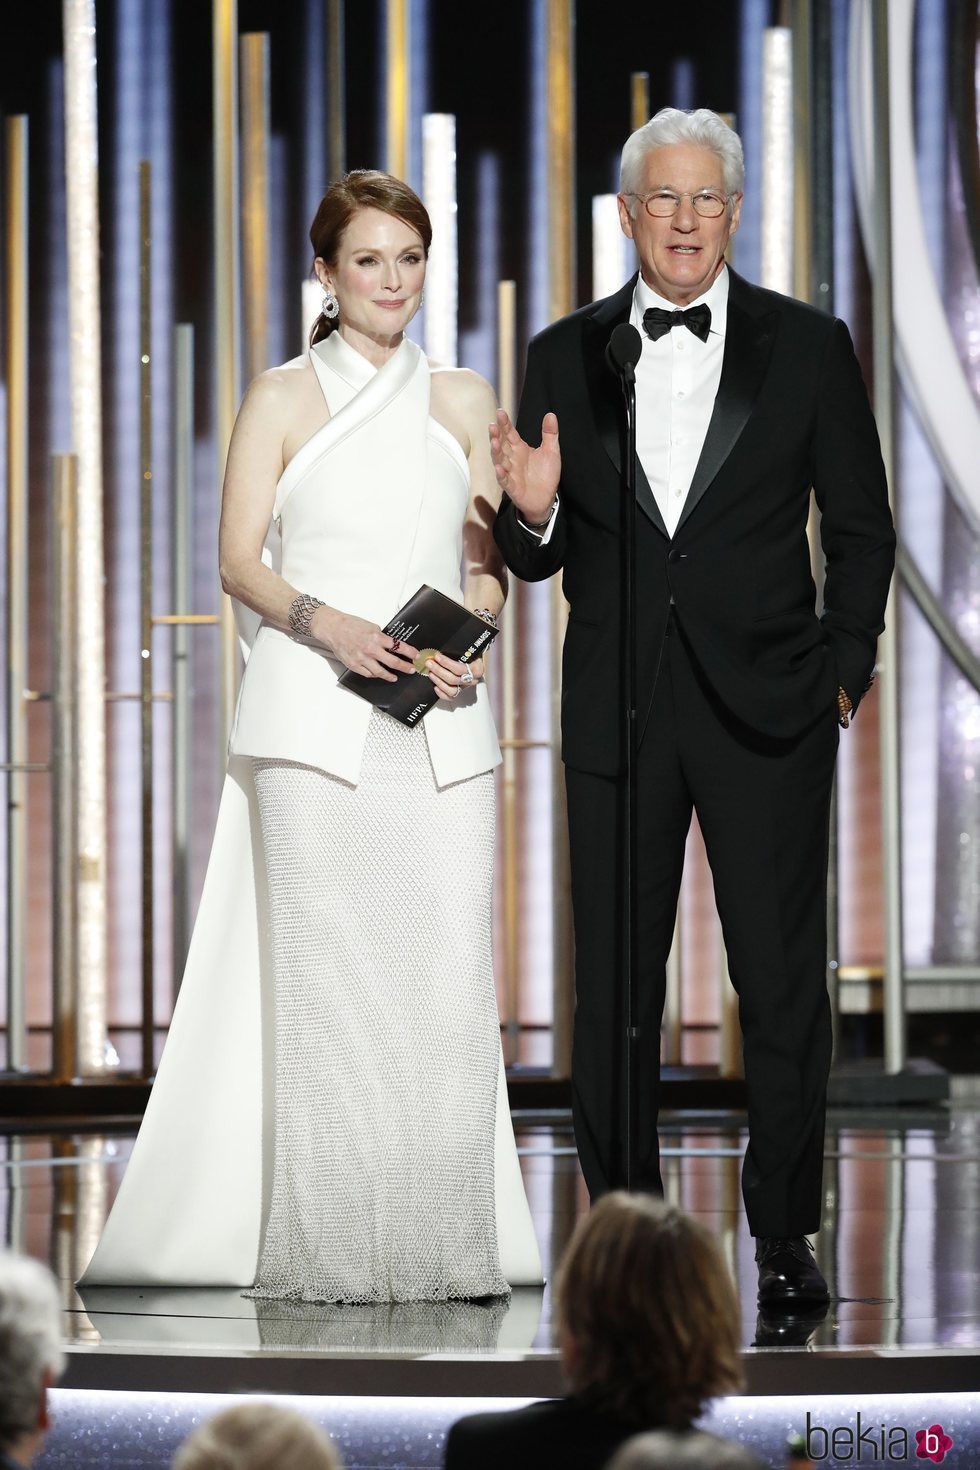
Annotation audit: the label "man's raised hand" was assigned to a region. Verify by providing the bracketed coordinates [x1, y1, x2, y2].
[488, 409, 561, 523]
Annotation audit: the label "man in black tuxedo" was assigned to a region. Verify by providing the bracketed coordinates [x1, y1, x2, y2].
[490, 107, 895, 1306]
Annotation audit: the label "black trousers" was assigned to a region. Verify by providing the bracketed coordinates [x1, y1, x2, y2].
[565, 616, 838, 1236]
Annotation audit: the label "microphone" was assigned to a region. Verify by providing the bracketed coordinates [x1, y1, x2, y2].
[605, 322, 643, 382]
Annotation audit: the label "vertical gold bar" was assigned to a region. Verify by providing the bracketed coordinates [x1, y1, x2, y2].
[497, 280, 520, 1064]
[172, 325, 194, 995]
[240, 33, 270, 384]
[139, 161, 155, 1079]
[790, 0, 813, 305]
[63, 0, 109, 1074]
[546, 0, 575, 326]
[5, 116, 28, 1072]
[213, 0, 242, 767]
[630, 71, 649, 131]
[327, 0, 346, 182]
[51, 455, 79, 1083]
[386, 0, 409, 180]
[547, 0, 576, 1077]
[497, 281, 517, 422]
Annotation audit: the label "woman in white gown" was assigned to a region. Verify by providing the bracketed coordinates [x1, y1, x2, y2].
[81, 170, 542, 1304]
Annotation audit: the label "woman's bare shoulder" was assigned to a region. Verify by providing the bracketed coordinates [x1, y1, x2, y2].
[240, 354, 317, 416]
[429, 363, 497, 415]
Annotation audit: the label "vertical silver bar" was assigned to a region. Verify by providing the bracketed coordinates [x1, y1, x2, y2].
[139, 160, 155, 1080]
[497, 280, 520, 1065]
[5, 1137, 27, 1252]
[63, 0, 109, 1075]
[790, 0, 813, 305]
[871, 0, 905, 1073]
[4, 116, 29, 1072]
[172, 325, 194, 993]
[51, 455, 79, 1083]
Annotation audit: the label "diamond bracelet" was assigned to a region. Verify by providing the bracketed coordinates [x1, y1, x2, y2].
[287, 592, 326, 638]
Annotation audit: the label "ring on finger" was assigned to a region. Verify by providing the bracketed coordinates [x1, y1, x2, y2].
[459, 667, 475, 686]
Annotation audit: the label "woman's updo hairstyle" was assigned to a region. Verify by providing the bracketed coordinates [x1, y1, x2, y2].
[309, 170, 432, 346]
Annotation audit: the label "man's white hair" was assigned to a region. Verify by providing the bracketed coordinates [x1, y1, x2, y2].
[0, 1250, 65, 1451]
[620, 107, 745, 209]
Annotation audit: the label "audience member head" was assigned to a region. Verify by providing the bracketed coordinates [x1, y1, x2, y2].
[556, 1193, 741, 1430]
[172, 1402, 342, 1470]
[607, 1428, 763, 1469]
[0, 1249, 66, 1468]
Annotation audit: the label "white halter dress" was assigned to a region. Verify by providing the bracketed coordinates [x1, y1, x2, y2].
[80, 334, 543, 1302]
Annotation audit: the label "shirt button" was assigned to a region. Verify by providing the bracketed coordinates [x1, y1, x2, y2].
[677, 390, 685, 397]
[673, 488, 683, 498]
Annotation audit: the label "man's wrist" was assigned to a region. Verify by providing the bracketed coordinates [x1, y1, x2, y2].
[517, 496, 558, 531]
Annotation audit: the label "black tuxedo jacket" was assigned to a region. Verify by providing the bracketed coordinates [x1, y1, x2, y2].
[494, 269, 896, 777]
[443, 1397, 643, 1470]
[443, 1398, 767, 1470]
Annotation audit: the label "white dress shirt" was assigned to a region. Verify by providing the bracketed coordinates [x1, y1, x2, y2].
[521, 266, 729, 545]
[632, 265, 729, 537]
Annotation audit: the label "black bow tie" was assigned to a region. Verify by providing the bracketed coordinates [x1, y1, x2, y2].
[642, 303, 712, 343]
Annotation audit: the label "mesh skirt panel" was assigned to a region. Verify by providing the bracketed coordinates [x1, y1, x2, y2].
[246, 711, 507, 1304]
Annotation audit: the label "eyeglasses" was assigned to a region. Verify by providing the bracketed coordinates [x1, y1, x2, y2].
[627, 189, 734, 219]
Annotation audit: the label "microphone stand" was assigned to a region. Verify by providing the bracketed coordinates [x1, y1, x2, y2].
[616, 356, 640, 1193]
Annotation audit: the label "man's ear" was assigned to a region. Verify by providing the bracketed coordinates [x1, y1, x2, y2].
[617, 194, 636, 241]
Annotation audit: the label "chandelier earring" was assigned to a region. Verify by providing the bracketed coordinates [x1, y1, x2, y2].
[321, 289, 340, 320]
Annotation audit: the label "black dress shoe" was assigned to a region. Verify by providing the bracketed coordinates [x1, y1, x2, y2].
[753, 1301, 830, 1348]
[755, 1236, 829, 1308]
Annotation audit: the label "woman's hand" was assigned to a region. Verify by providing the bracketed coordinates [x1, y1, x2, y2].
[313, 607, 418, 682]
[426, 652, 484, 701]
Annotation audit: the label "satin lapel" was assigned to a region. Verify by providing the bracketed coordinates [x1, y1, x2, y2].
[676, 284, 777, 533]
[584, 276, 668, 540]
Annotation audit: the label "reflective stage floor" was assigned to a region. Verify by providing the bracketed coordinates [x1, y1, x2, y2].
[4, 1106, 980, 1467]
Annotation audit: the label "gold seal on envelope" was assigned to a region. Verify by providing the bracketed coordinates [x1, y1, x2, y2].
[413, 647, 440, 673]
